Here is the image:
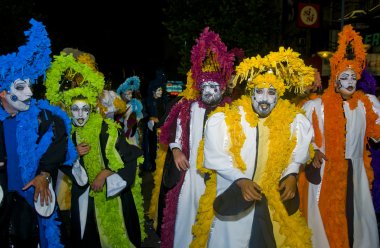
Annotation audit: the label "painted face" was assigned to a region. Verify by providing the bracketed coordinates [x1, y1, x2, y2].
[71, 99, 91, 127]
[336, 68, 357, 98]
[251, 86, 278, 118]
[122, 90, 133, 101]
[154, 87, 163, 99]
[5, 79, 33, 112]
[200, 81, 223, 106]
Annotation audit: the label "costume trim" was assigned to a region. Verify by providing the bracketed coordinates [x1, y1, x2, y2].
[45, 53, 104, 108]
[0, 19, 51, 91]
[73, 113, 133, 247]
[117, 76, 140, 94]
[191, 96, 312, 247]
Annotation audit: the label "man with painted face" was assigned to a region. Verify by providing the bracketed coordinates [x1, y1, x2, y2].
[0, 19, 77, 248]
[191, 47, 315, 248]
[299, 25, 380, 248]
[45, 50, 145, 248]
[147, 28, 234, 248]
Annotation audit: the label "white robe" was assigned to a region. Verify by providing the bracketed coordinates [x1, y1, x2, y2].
[170, 102, 207, 248]
[203, 107, 313, 248]
[302, 94, 380, 248]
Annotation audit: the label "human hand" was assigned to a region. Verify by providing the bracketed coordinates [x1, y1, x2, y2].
[236, 178, 262, 201]
[23, 172, 51, 206]
[91, 169, 113, 192]
[77, 142, 91, 156]
[312, 149, 328, 168]
[279, 174, 297, 201]
[172, 148, 190, 171]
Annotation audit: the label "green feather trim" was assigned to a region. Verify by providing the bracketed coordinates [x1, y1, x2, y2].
[45, 53, 104, 108]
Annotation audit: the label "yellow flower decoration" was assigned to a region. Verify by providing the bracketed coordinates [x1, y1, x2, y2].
[234, 47, 314, 96]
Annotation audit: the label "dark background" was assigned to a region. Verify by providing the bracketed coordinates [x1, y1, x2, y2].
[0, 0, 175, 94]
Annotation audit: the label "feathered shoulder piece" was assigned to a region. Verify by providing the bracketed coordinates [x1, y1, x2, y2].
[117, 75, 140, 95]
[0, 18, 51, 91]
[329, 25, 366, 85]
[44, 50, 104, 109]
[190, 27, 234, 90]
[233, 47, 314, 96]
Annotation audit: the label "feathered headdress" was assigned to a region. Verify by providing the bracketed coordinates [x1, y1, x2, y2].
[190, 27, 234, 90]
[44, 49, 104, 108]
[117, 75, 140, 95]
[0, 19, 51, 91]
[233, 47, 315, 96]
[329, 25, 366, 87]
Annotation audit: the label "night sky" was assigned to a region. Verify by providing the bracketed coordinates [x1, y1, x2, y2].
[0, 0, 174, 91]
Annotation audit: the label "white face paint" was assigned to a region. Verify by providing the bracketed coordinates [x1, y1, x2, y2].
[336, 68, 357, 98]
[122, 90, 133, 101]
[71, 100, 91, 127]
[5, 79, 33, 112]
[153, 87, 163, 99]
[251, 86, 278, 118]
[201, 81, 223, 106]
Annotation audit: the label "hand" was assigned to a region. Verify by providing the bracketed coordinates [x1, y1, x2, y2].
[91, 169, 113, 192]
[172, 148, 190, 171]
[312, 149, 328, 168]
[23, 172, 52, 206]
[279, 175, 297, 201]
[77, 142, 91, 156]
[236, 178, 262, 201]
[147, 120, 155, 131]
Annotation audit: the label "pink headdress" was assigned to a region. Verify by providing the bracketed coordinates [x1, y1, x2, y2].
[190, 27, 234, 90]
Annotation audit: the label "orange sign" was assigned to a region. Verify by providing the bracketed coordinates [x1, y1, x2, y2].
[298, 3, 320, 28]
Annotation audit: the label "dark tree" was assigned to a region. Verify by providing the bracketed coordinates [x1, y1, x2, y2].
[162, 0, 282, 76]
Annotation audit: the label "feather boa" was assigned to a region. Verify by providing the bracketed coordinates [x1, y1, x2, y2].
[0, 99, 65, 248]
[160, 97, 231, 248]
[191, 96, 312, 247]
[73, 114, 134, 247]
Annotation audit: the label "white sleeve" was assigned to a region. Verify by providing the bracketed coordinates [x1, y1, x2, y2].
[106, 173, 127, 197]
[203, 112, 247, 182]
[367, 94, 380, 142]
[0, 184, 3, 207]
[281, 113, 313, 178]
[367, 94, 380, 125]
[169, 114, 183, 151]
[302, 98, 323, 150]
[72, 159, 88, 186]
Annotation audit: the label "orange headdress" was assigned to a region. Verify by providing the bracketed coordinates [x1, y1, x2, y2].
[328, 25, 366, 88]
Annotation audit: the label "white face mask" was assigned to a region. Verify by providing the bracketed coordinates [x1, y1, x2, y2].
[122, 90, 133, 101]
[71, 100, 91, 127]
[336, 68, 357, 98]
[201, 81, 223, 106]
[153, 87, 163, 99]
[251, 86, 278, 117]
[5, 79, 33, 113]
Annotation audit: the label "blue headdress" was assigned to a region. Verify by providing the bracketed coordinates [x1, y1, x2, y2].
[0, 19, 51, 91]
[117, 76, 140, 95]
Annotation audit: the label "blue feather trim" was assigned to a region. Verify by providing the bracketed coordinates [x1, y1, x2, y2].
[5, 99, 64, 248]
[117, 75, 140, 95]
[0, 18, 51, 91]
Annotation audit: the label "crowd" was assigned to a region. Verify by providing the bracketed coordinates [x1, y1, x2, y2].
[0, 18, 379, 248]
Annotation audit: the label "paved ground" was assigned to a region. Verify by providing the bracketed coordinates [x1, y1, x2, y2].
[140, 170, 161, 248]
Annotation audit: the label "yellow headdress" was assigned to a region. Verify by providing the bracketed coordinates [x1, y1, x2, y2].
[328, 25, 366, 88]
[233, 47, 315, 96]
